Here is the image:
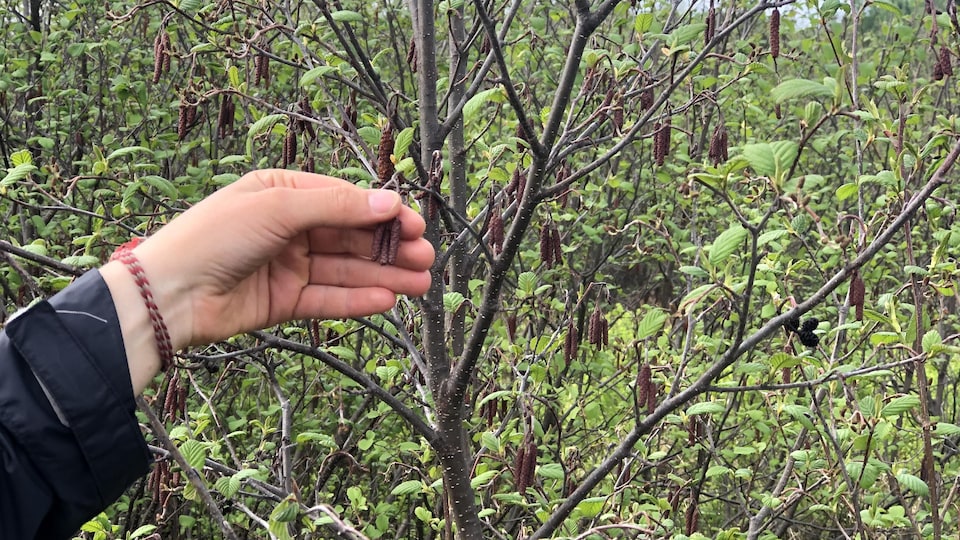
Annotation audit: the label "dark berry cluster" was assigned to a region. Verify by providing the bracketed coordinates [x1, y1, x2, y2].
[784, 315, 819, 348]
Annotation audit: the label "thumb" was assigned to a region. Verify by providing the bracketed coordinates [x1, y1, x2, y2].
[266, 186, 401, 232]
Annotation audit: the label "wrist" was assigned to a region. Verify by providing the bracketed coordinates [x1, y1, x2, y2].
[100, 248, 192, 393]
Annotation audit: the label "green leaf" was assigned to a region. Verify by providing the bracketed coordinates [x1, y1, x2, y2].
[140, 175, 178, 199]
[463, 86, 501, 123]
[637, 308, 668, 339]
[517, 271, 537, 296]
[836, 182, 858, 200]
[179, 439, 207, 470]
[896, 472, 929, 496]
[130, 525, 158, 539]
[686, 401, 725, 416]
[391, 479, 425, 496]
[444, 292, 466, 312]
[742, 143, 776, 176]
[934, 422, 960, 437]
[214, 475, 241, 498]
[299, 65, 337, 87]
[11, 149, 33, 167]
[880, 395, 920, 417]
[922, 330, 942, 353]
[667, 23, 706, 48]
[177, 0, 201, 15]
[634, 13, 653, 33]
[394, 127, 415, 159]
[1, 163, 37, 188]
[770, 79, 834, 103]
[471, 470, 498, 487]
[537, 462, 565, 480]
[330, 10, 363, 22]
[710, 224, 747, 266]
[270, 494, 300, 522]
[757, 229, 789, 246]
[247, 113, 286, 138]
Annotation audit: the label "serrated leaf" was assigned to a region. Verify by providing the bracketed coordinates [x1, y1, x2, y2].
[896, 472, 929, 496]
[536, 462, 565, 480]
[922, 330, 943, 353]
[247, 113, 286, 138]
[463, 86, 500, 123]
[880, 395, 920, 417]
[330, 10, 363, 22]
[130, 525, 158, 539]
[394, 127, 415, 159]
[443, 292, 466, 312]
[326, 345, 357, 361]
[637, 308, 668, 339]
[214, 475, 241, 498]
[177, 0, 201, 15]
[935, 422, 960, 436]
[471, 470, 498, 487]
[770, 79, 834, 103]
[870, 332, 902, 346]
[706, 465, 730, 477]
[1, 163, 37, 187]
[480, 431, 500, 452]
[392, 479, 425, 496]
[299, 65, 336, 87]
[742, 143, 776, 177]
[679, 265, 709, 278]
[10, 149, 33, 167]
[667, 23, 706, 48]
[270, 494, 299, 522]
[757, 229, 789, 246]
[710, 225, 747, 266]
[517, 271, 537, 296]
[179, 439, 207, 470]
[140, 175, 178, 199]
[836, 182, 858, 200]
[686, 401, 725, 416]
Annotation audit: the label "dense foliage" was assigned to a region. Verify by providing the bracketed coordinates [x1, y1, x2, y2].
[4, 0, 960, 538]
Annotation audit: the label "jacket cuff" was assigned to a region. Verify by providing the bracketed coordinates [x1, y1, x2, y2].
[3, 270, 150, 523]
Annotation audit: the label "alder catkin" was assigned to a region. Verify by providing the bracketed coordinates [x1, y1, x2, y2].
[161, 32, 171, 74]
[217, 94, 234, 138]
[705, 7, 716, 44]
[652, 122, 664, 165]
[849, 271, 866, 321]
[282, 127, 297, 168]
[539, 224, 552, 268]
[506, 313, 517, 342]
[709, 125, 729, 165]
[647, 382, 658, 413]
[564, 322, 579, 365]
[941, 46, 954, 77]
[514, 445, 528, 492]
[489, 206, 504, 255]
[255, 51, 270, 88]
[371, 221, 386, 262]
[177, 101, 189, 141]
[770, 8, 780, 59]
[551, 226, 562, 266]
[685, 498, 700, 535]
[377, 123, 395, 185]
[637, 363, 651, 410]
[406, 37, 418, 72]
[523, 441, 538, 490]
[387, 217, 402, 265]
[153, 30, 165, 84]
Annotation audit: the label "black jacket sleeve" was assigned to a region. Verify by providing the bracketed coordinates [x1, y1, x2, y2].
[0, 270, 151, 539]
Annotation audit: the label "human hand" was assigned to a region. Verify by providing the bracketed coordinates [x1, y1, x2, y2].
[119, 170, 433, 352]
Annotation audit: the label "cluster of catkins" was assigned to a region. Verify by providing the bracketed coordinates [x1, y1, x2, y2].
[539, 222, 562, 269]
[254, 47, 271, 88]
[217, 95, 235, 139]
[588, 302, 609, 349]
[152, 29, 172, 84]
[708, 125, 729, 166]
[177, 98, 197, 141]
[514, 436, 538, 494]
[653, 119, 671, 166]
[415, 150, 442, 221]
[636, 363, 658, 413]
[149, 459, 180, 519]
[934, 46, 954, 80]
[370, 120, 403, 265]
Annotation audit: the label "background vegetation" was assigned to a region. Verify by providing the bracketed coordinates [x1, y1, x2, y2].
[3, 0, 960, 538]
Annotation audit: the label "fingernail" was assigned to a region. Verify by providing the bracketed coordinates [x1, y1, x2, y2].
[368, 190, 397, 214]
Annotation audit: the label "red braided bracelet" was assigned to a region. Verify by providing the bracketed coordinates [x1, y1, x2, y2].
[110, 238, 175, 372]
